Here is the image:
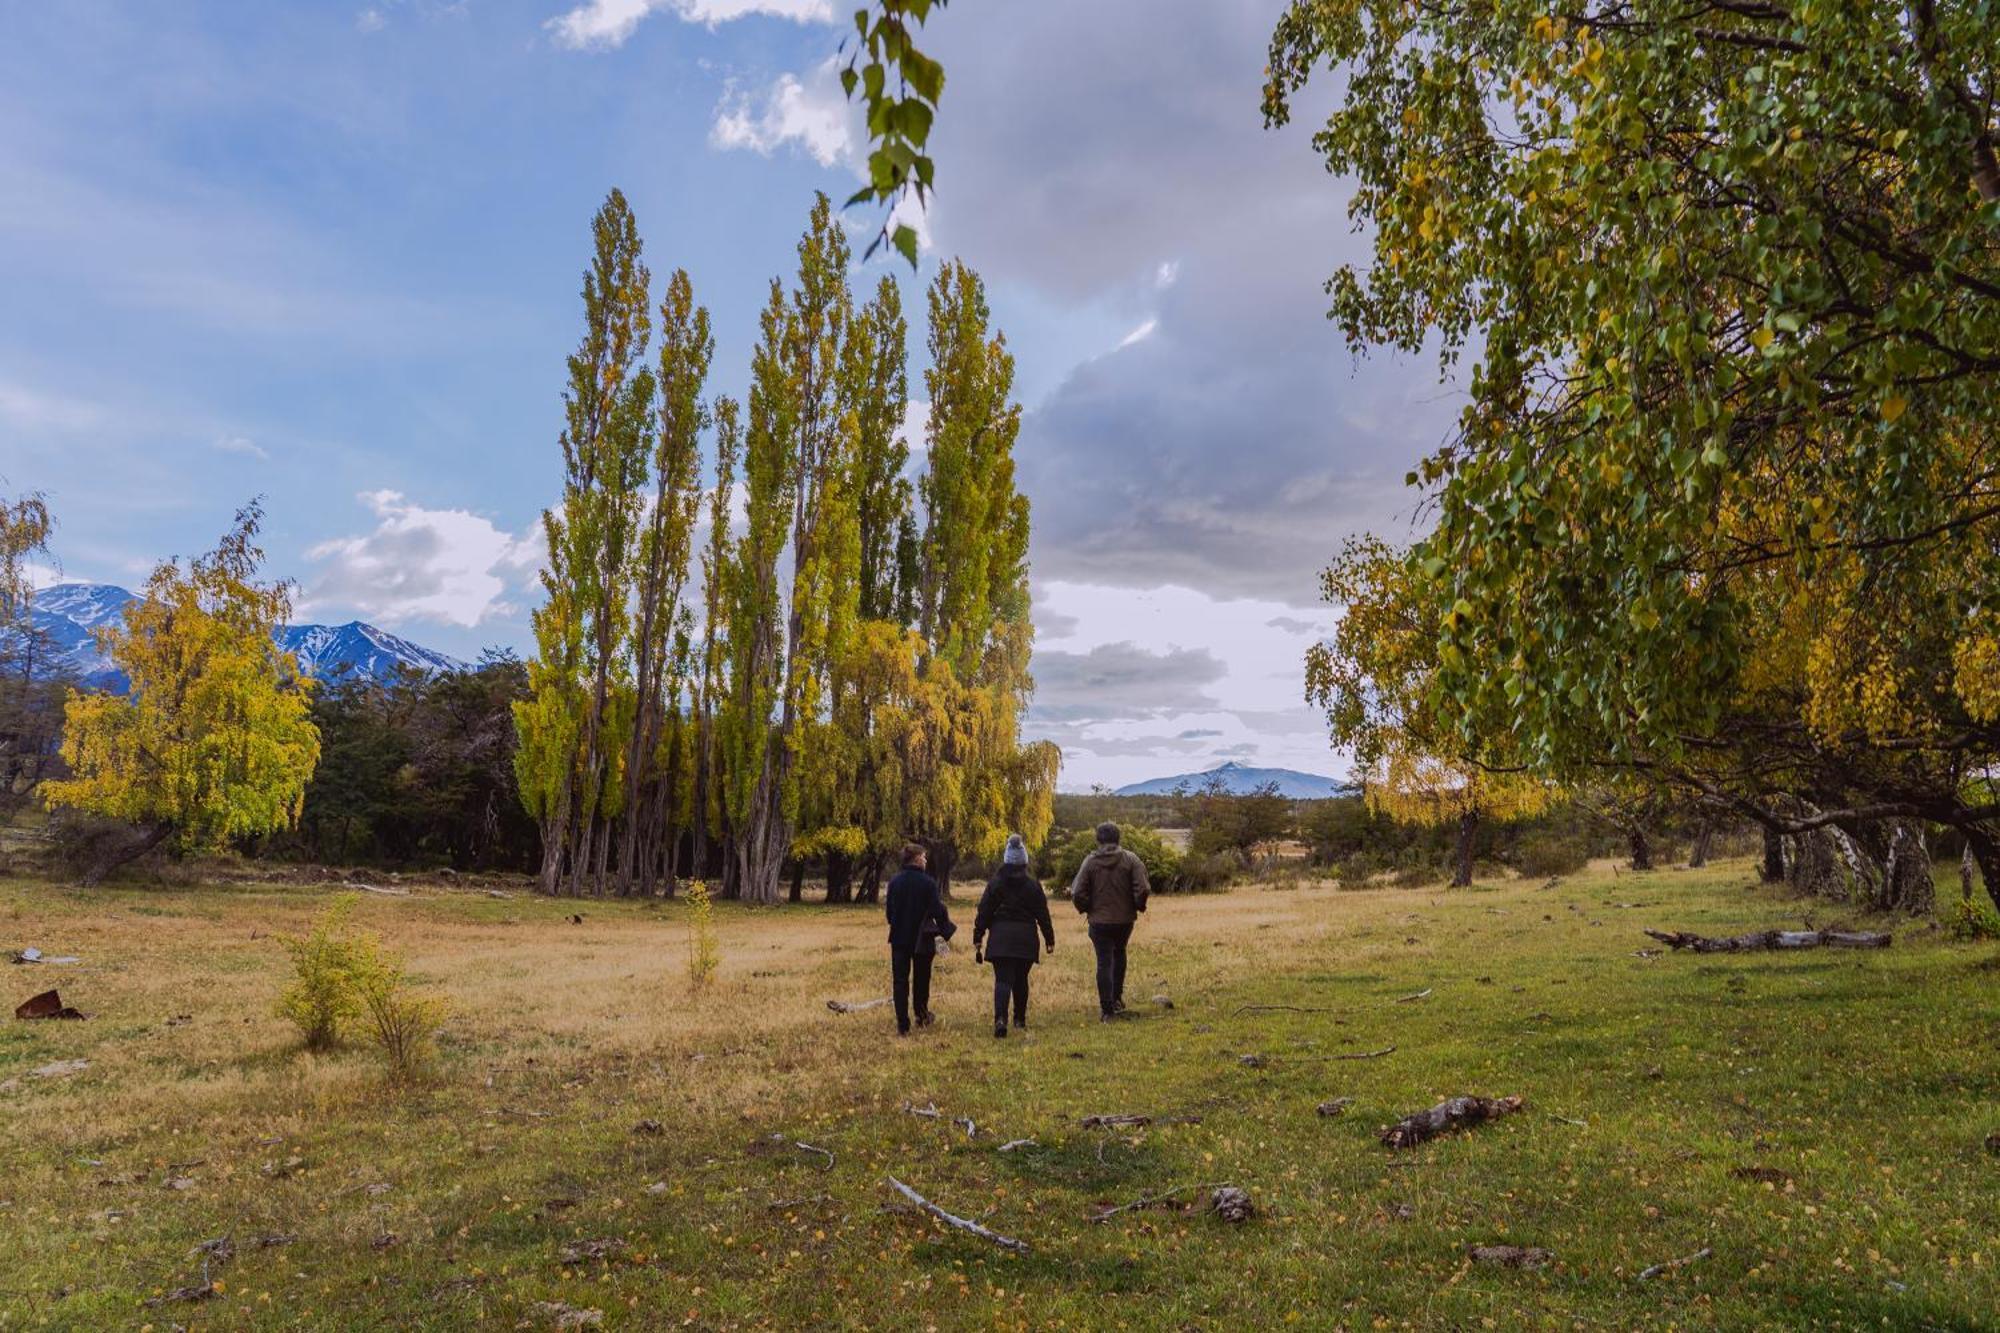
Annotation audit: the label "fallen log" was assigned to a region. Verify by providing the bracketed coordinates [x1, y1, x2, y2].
[1642, 928, 1890, 953]
[886, 1176, 1029, 1253]
[826, 997, 892, 1014]
[1382, 1095, 1525, 1149]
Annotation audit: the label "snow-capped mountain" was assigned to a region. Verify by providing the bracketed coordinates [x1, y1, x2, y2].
[22, 583, 465, 690]
[278, 621, 464, 681]
[1114, 759, 1354, 800]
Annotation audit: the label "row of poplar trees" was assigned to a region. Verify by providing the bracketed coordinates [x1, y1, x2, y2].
[513, 189, 1058, 903]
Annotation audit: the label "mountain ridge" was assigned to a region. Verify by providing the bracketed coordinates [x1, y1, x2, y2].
[25, 583, 467, 690]
[1113, 759, 1353, 800]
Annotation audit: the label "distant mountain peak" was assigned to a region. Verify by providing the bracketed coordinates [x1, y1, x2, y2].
[27, 582, 466, 690]
[1113, 760, 1354, 800]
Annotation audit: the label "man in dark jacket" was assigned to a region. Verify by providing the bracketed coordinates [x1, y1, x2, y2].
[1069, 822, 1151, 1020]
[885, 843, 953, 1035]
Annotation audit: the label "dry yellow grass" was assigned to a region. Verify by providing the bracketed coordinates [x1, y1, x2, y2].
[2, 864, 1996, 1329]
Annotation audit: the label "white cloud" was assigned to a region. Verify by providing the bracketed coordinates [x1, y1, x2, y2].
[1154, 260, 1180, 290]
[301, 489, 540, 628]
[356, 8, 387, 33]
[709, 59, 855, 167]
[901, 397, 929, 458]
[212, 434, 268, 460]
[1116, 317, 1158, 349]
[0, 380, 110, 433]
[547, 0, 831, 51]
[1027, 580, 1344, 790]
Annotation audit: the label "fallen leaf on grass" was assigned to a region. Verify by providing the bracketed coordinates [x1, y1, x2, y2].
[557, 1238, 628, 1265]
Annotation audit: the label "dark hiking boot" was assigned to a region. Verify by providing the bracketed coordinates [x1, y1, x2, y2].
[993, 1023, 1008, 1039]
[1012, 1019, 1027, 1031]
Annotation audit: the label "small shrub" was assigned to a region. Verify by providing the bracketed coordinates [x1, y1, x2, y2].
[1334, 851, 1385, 890]
[275, 894, 366, 1051]
[685, 878, 719, 987]
[1042, 825, 1185, 892]
[1949, 894, 2000, 941]
[1514, 832, 1590, 878]
[1178, 850, 1243, 893]
[351, 948, 448, 1082]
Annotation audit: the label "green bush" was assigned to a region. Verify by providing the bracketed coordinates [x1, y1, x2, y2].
[351, 947, 449, 1083]
[1042, 825, 1185, 893]
[1949, 893, 2000, 941]
[274, 893, 447, 1079]
[275, 895, 367, 1051]
[1514, 832, 1591, 878]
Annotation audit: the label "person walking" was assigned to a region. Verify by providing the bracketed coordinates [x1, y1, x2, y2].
[1069, 821, 1151, 1020]
[973, 834, 1054, 1039]
[885, 843, 953, 1036]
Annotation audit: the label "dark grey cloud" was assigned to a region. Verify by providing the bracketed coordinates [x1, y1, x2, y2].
[927, 0, 1460, 605]
[1177, 728, 1223, 740]
[1265, 615, 1319, 636]
[1027, 640, 1226, 726]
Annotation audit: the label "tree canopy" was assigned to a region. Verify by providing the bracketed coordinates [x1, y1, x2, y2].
[1270, 0, 2000, 901]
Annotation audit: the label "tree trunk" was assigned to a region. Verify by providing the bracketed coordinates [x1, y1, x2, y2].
[788, 856, 805, 904]
[1688, 822, 1713, 869]
[1962, 825, 2000, 916]
[927, 839, 959, 896]
[80, 821, 174, 887]
[856, 851, 886, 904]
[1628, 825, 1653, 872]
[1760, 825, 1787, 883]
[1878, 822, 1933, 916]
[824, 849, 854, 903]
[1450, 810, 1476, 888]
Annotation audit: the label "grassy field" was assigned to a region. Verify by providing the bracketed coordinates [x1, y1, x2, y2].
[1, 861, 1995, 1330]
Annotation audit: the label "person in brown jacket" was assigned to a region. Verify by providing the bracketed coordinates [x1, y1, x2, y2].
[1068, 821, 1151, 1020]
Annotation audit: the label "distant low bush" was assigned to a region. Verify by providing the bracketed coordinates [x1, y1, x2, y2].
[1513, 832, 1591, 878]
[1042, 825, 1185, 893]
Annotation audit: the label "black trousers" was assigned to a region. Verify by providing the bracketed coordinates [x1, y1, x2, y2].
[891, 949, 934, 1033]
[990, 957, 1032, 1027]
[1088, 922, 1134, 1014]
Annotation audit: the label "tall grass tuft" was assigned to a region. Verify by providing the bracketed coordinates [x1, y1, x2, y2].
[686, 878, 719, 988]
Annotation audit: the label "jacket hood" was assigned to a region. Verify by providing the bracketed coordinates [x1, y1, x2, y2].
[1087, 845, 1129, 864]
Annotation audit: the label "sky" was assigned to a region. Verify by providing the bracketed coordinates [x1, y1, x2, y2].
[0, 0, 1462, 791]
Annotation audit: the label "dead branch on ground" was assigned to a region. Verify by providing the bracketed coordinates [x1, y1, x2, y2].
[1641, 928, 1890, 953]
[1637, 1245, 1712, 1280]
[885, 1177, 1029, 1254]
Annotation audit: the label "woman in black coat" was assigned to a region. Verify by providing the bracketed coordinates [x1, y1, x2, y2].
[973, 834, 1054, 1038]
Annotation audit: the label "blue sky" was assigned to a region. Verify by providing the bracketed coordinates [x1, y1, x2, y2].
[1, 0, 1460, 790]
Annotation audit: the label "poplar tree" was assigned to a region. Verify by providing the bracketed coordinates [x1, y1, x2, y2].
[902, 260, 1053, 884]
[690, 396, 740, 883]
[618, 267, 712, 893]
[718, 279, 800, 903]
[515, 188, 656, 895]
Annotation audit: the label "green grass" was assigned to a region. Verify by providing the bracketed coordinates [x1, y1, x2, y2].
[0, 860, 1995, 1330]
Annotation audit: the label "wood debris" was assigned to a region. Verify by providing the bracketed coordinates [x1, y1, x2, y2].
[1382, 1095, 1525, 1149]
[1642, 928, 1890, 953]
